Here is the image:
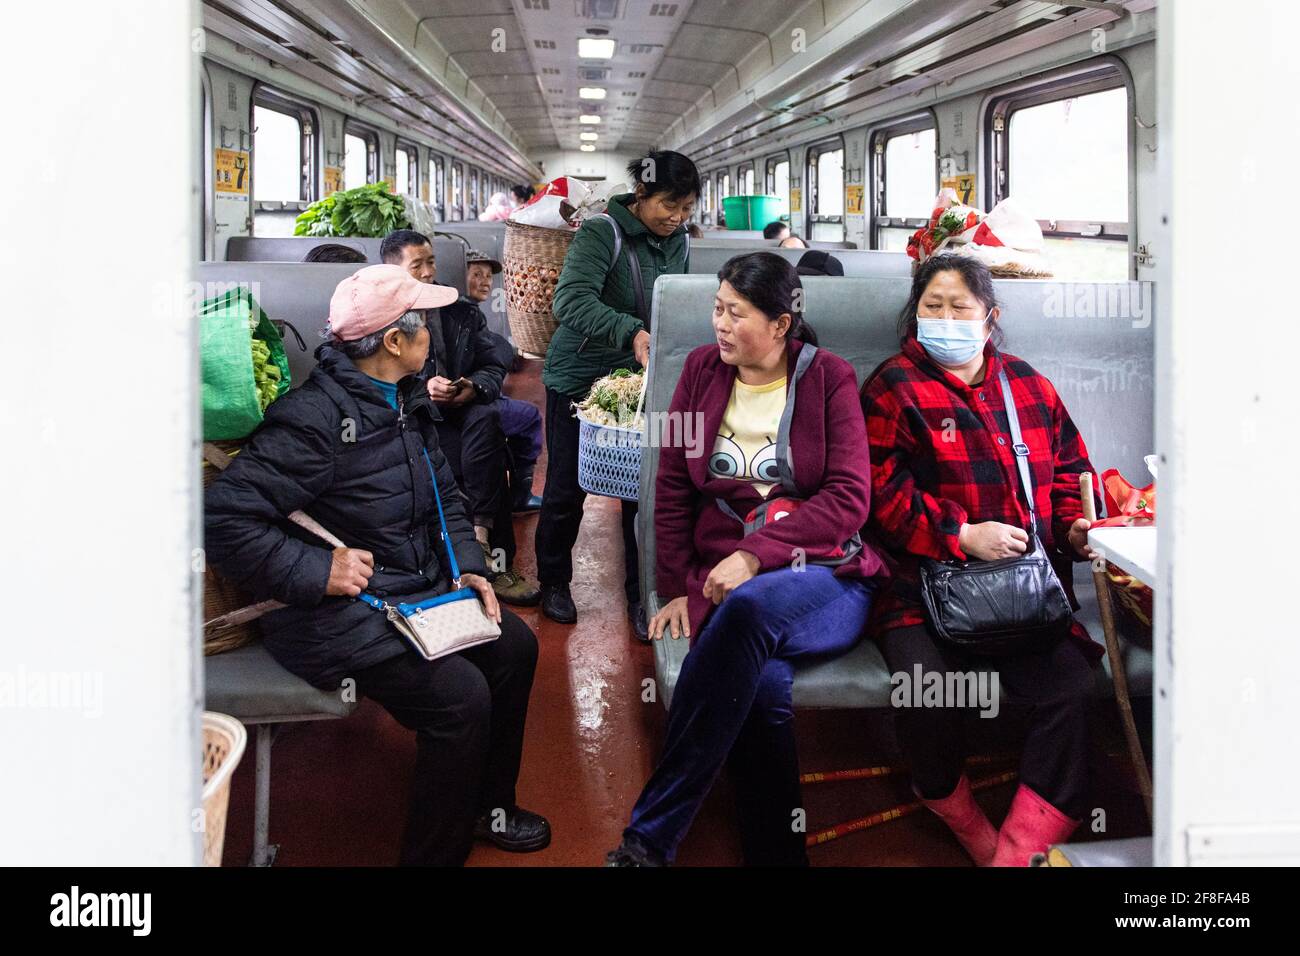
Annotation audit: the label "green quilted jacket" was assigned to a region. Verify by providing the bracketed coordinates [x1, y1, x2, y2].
[542, 193, 690, 399]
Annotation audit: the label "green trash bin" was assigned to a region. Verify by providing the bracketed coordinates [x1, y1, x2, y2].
[721, 194, 787, 231]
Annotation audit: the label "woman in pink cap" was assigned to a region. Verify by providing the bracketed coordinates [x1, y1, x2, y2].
[205, 264, 551, 865]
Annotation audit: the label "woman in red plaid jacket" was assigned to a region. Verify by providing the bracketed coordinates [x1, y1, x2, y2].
[861, 254, 1104, 867]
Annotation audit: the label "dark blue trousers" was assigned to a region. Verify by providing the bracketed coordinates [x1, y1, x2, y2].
[626, 566, 875, 864]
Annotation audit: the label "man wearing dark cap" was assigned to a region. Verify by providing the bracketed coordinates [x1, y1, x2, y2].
[795, 249, 845, 277]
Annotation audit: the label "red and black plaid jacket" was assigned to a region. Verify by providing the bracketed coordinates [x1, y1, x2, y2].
[860, 337, 1104, 660]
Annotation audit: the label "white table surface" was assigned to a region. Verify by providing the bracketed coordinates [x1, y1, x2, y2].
[1088, 525, 1157, 587]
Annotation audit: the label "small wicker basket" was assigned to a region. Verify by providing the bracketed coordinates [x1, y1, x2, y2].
[201, 711, 247, 866]
[201, 441, 260, 656]
[503, 219, 575, 356]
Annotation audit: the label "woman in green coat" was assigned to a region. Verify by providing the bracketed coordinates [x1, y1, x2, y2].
[535, 150, 700, 638]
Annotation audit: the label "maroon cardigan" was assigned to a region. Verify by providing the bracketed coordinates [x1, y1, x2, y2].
[654, 339, 888, 637]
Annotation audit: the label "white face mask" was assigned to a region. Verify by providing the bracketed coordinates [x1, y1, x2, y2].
[916, 313, 991, 367]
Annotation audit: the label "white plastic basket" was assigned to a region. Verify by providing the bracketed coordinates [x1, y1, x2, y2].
[576, 373, 647, 502]
[201, 711, 247, 867]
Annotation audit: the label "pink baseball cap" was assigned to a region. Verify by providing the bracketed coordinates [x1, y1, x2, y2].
[327, 264, 458, 341]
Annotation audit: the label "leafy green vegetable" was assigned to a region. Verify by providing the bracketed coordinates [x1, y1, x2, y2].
[294, 183, 410, 237]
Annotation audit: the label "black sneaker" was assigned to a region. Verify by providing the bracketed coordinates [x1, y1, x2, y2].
[541, 584, 577, 624]
[512, 493, 543, 515]
[604, 835, 665, 867]
[627, 600, 649, 643]
[474, 806, 551, 852]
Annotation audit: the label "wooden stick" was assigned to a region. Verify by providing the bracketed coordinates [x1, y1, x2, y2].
[800, 752, 1018, 785]
[1082, 472, 1154, 820]
[806, 771, 1018, 847]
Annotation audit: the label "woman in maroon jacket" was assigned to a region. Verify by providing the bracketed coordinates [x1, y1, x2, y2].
[605, 253, 887, 867]
[861, 254, 1103, 867]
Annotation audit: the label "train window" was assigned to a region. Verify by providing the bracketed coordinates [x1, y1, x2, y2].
[451, 163, 464, 220]
[250, 89, 317, 237]
[737, 164, 754, 196]
[870, 115, 937, 251]
[989, 68, 1130, 279]
[765, 155, 789, 204]
[701, 175, 713, 223]
[344, 125, 377, 190]
[807, 138, 845, 241]
[470, 169, 480, 217]
[429, 155, 445, 221]
[718, 171, 729, 199]
[395, 143, 417, 198]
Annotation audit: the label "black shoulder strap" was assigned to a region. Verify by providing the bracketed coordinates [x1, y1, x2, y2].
[594, 212, 649, 326]
[775, 344, 818, 495]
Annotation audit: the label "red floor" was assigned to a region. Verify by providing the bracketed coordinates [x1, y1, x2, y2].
[220, 358, 1151, 866]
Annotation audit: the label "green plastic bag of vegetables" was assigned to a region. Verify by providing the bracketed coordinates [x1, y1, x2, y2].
[200, 286, 291, 440]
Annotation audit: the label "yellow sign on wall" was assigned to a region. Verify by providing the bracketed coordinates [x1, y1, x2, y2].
[421, 179, 430, 203]
[383, 177, 396, 194]
[324, 166, 343, 196]
[789, 187, 802, 213]
[846, 184, 864, 215]
[941, 173, 977, 206]
[214, 149, 249, 198]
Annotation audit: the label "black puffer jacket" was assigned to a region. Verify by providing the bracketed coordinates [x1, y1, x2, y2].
[204, 345, 489, 688]
[426, 285, 508, 406]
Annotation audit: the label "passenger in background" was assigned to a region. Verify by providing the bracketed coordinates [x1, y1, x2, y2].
[795, 249, 844, 277]
[204, 264, 548, 865]
[686, 222, 704, 239]
[778, 234, 809, 250]
[762, 221, 790, 241]
[537, 149, 700, 637]
[479, 192, 513, 222]
[381, 229, 541, 607]
[510, 184, 534, 209]
[861, 254, 1101, 867]
[463, 248, 544, 515]
[606, 253, 886, 867]
[303, 243, 368, 264]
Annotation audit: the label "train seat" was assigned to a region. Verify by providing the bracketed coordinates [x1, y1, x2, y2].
[640, 274, 1156, 709]
[688, 245, 910, 279]
[204, 642, 356, 865]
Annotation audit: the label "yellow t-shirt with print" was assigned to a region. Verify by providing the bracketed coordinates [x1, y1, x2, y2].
[708, 376, 787, 497]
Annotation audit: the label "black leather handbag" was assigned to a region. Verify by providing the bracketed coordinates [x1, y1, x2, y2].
[918, 369, 1073, 655]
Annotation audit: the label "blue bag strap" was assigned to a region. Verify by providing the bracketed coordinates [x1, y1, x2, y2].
[997, 368, 1038, 535]
[421, 447, 461, 583]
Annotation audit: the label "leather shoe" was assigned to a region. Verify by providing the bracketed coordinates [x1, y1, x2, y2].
[541, 584, 577, 624]
[628, 601, 649, 643]
[475, 806, 551, 852]
[512, 493, 543, 515]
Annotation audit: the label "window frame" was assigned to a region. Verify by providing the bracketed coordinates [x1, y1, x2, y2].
[764, 152, 790, 201]
[343, 121, 379, 188]
[394, 140, 419, 198]
[806, 135, 846, 232]
[985, 59, 1133, 265]
[868, 111, 938, 250]
[451, 162, 465, 221]
[249, 85, 318, 204]
[736, 162, 755, 197]
[429, 153, 446, 221]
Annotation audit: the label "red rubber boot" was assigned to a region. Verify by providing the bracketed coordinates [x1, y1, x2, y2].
[992, 784, 1080, 867]
[918, 775, 998, 867]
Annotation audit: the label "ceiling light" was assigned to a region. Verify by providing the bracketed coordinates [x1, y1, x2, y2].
[580, 131, 598, 141]
[579, 114, 602, 124]
[578, 37, 616, 58]
[579, 87, 607, 100]
[580, 145, 596, 152]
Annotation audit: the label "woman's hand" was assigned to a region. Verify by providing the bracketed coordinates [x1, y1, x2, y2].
[1066, 517, 1099, 561]
[459, 572, 501, 624]
[326, 547, 374, 597]
[632, 329, 651, 368]
[958, 522, 1028, 561]
[648, 596, 691, 640]
[702, 550, 760, 605]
